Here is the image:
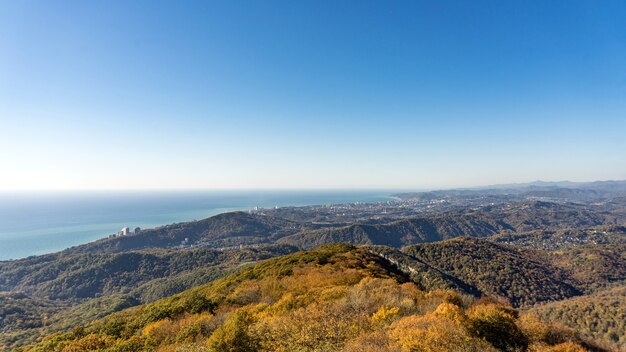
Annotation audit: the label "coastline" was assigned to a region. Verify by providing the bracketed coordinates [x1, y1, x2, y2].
[0, 190, 394, 260]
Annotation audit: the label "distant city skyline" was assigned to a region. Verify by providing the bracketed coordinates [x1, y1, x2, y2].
[1, 1, 625, 190]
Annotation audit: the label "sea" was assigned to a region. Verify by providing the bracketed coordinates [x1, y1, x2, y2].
[0, 190, 394, 260]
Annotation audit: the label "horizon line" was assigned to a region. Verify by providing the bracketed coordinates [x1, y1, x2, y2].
[1, 178, 624, 194]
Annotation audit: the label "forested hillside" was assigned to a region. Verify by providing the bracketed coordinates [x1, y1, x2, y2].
[0, 245, 297, 300]
[0, 245, 297, 350]
[531, 287, 626, 350]
[403, 238, 582, 307]
[546, 244, 626, 293]
[363, 245, 482, 296]
[16, 245, 609, 352]
[278, 201, 612, 249]
[27, 200, 616, 256]
[403, 237, 626, 303]
[2, 197, 625, 351]
[3, 237, 625, 350]
[63, 212, 304, 254]
[278, 215, 512, 248]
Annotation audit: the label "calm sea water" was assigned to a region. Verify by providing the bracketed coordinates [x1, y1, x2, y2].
[0, 190, 393, 260]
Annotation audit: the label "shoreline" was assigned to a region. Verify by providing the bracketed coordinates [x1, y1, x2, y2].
[0, 191, 394, 260]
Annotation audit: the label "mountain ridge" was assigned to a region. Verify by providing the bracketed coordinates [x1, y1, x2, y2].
[15, 244, 612, 352]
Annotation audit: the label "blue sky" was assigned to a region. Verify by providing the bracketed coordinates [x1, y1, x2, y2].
[1, 0, 625, 190]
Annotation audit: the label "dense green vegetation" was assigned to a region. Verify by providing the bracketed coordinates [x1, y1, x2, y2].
[531, 286, 626, 350]
[396, 238, 626, 350]
[16, 245, 609, 352]
[3, 235, 625, 350]
[1, 294, 142, 350]
[0, 292, 69, 331]
[401, 238, 625, 307]
[0, 245, 297, 300]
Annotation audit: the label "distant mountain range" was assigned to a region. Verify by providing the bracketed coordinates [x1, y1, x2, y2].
[394, 179, 626, 202]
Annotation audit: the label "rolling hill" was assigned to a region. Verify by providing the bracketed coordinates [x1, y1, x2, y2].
[403, 238, 582, 307]
[2, 198, 625, 351]
[279, 201, 611, 249]
[489, 225, 626, 251]
[530, 286, 626, 350]
[63, 212, 304, 254]
[0, 245, 297, 350]
[0, 245, 298, 300]
[15, 244, 609, 352]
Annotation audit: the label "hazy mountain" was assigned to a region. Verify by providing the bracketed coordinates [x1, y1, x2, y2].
[394, 180, 626, 202]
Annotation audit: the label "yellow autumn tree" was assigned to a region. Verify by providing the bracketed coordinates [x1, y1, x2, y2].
[207, 310, 259, 352]
[389, 305, 496, 352]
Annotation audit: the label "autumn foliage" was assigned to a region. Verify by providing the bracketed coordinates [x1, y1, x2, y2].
[18, 244, 607, 352]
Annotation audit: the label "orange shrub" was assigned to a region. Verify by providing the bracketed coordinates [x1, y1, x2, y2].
[465, 303, 527, 351]
[389, 314, 496, 352]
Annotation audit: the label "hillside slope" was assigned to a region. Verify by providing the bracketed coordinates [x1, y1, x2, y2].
[489, 225, 626, 251]
[530, 286, 626, 350]
[63, 212, 304, 254]
[0, 245, 297, 350]
[0, 245, 297, 300]
[16, 245, 609, 352]
[278, 215, 512, 248]
[403, 238, 582, 307]
[279, 201, 611, 249]
[547, 244, 626, 293]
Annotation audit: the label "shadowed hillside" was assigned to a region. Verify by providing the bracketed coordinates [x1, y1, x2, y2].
[403, 238, 582, 307]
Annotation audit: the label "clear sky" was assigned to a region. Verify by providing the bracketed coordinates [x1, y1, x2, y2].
[1, 0, 625, 190]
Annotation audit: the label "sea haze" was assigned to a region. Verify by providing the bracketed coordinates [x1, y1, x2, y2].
[0, 190, 393, 260]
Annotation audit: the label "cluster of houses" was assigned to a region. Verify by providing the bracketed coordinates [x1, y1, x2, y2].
[109, 227, 141, 238]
